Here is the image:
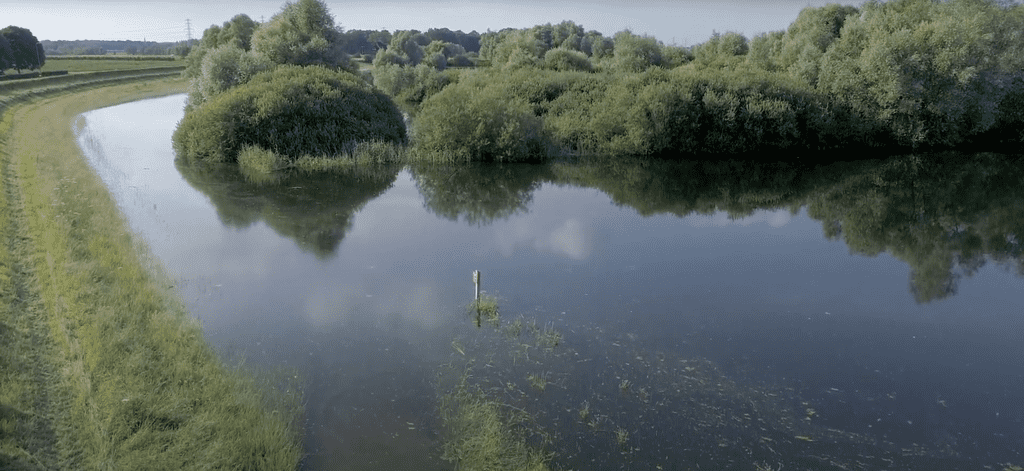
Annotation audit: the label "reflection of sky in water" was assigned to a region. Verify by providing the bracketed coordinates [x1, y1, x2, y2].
[76, 95, 1024, 469]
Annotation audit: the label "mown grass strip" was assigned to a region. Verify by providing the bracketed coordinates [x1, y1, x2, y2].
[1, 76, 302, 469]
[0, 79, 62, 471]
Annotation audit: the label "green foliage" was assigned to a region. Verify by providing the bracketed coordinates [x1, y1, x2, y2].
[251, 0, 354, 71]
[660, 44, 693, 68]
[692, 31, 749, 68]
[0, 26, 43, 73]
[747, 31, 785, 71]
[610, 30, 663, 72]
[174, 65, 406, 163]
[372, 62, 453, 104]
[775, 4, 858, 86]
[439, 375, 551, 471]
[543, 48, 593, 72]
[185, 45, 272, 110]
[0, 35, 14, 72]
[412, 78, 549, 162]
[373, 47, 407, 67]
[388, 30, 430, 66]
[217, 14, 259, 51]
[817, 0, 1022, 147]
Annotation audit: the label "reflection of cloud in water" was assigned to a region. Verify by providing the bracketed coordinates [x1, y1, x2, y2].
[495, 218, 591, 260]
[303, 275, 445, 329]
[687, 209, 792, 228]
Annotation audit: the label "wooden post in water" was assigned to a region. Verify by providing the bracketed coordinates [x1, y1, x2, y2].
[473, 270, 481, 300]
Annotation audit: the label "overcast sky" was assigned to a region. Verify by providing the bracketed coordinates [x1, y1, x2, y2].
[2, 0, 865, 46]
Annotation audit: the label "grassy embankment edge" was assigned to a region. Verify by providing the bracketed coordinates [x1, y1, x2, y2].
[0, 73, 303, 469]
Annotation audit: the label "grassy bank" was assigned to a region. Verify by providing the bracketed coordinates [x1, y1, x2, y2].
[0, 76, 302, 469]
[41, 58, 182, 74]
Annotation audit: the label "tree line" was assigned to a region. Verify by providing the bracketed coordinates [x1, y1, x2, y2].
[41, 40, 185, 56]
[0, 26, 45, 74]
[380, 0, 1024, 161]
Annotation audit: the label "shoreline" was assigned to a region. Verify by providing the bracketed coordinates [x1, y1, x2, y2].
[0, 75, 303, 469]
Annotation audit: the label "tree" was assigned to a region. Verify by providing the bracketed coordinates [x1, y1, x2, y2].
[251, 0, 353, 71]
[388, 30, 429, 65]
[610, 30, 663, 72]
[0, 35, 14, 74]
[217, 14, 258, 51]
[0, 26, 43, 73]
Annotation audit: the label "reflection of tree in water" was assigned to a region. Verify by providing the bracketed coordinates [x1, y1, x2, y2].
[549, 155, 866, 218]
[548, 154, 1024, 303]
[805, 153, 1024, 302]
[409, 162, 554, 226]
[441, 307, 980, 470]
[175, 160, 400, 258]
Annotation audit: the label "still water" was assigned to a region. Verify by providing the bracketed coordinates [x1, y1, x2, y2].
[76, 94, 1024, 470]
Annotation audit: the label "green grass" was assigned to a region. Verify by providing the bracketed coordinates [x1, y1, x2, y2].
[439, 371, 552, 471]
[0, 76, 302, 469]
[41, 58, 183, 73]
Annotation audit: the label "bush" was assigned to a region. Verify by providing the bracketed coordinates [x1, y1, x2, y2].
[372, 63, 453, 104]
[543, 49, 593, 72]
[412, 82, 549, 162]
[186, 45, 272, 110]
[173, 65, 407, 163]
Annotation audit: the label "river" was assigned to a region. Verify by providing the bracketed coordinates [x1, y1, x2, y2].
[75, 93, 1024, 470]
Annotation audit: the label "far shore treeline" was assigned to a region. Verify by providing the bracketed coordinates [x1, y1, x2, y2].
[172, 0, 1024, 172]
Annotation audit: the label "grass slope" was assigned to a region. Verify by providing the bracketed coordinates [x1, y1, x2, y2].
[0, 76, 302, 470]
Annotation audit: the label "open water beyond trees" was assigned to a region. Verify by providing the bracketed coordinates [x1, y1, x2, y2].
[75, 94, 1024, 470]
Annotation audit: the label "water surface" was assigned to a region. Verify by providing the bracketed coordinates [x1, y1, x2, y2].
[76, 94, 1024, 470]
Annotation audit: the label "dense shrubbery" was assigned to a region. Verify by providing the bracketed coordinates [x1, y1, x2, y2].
[174, 65, 405, 163]
[175, 0, 407, 169]
[412, 82, 548, 162]
[404, 0, 1024, 161]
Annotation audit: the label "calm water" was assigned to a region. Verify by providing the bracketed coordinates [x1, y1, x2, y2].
[76, 94, 1024, 470]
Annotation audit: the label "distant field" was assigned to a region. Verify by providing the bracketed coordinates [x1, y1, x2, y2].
[41, 56, 183, 73]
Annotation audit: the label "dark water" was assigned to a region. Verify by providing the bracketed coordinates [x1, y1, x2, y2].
[76, 94, 1024, 470]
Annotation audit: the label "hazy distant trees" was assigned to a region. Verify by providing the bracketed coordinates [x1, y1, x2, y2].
[0, 26, 44, 73]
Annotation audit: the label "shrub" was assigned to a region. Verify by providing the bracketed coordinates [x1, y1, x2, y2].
[543, 48, 593, 72]
[373, 63, 453, 104]
[186, 45, 272, 110]
[173, 65, 407, 163]
[412, 83, 549, 162]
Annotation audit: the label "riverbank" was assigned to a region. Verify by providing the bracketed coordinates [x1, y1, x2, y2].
[0, 76, 303, 469]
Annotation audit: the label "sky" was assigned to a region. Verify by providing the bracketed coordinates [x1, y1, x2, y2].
[2, 0, 865, 46]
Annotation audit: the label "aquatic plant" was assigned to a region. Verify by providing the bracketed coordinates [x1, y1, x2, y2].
[534, 322, 562, 350]
[614, 427, 629, 448]
[438, 372, 552, 471]
[578, 400, 591, 422]
[527, 373, 548, 392]
[469, 293, 501, 328]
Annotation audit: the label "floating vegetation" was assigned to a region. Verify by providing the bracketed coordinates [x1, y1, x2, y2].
[504, 317, 524, 339]
[437, 370, 552, 471]
[468, 293, 501, 328]
[614, 427, 629, 449]
[578, 400, 591, 422]
[439, 295, 989, 470]
[527, 373, 548, 392]
[534, 322, 562, 350]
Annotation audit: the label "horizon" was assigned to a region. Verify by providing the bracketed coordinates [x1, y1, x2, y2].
[4, 0, 864, 47]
